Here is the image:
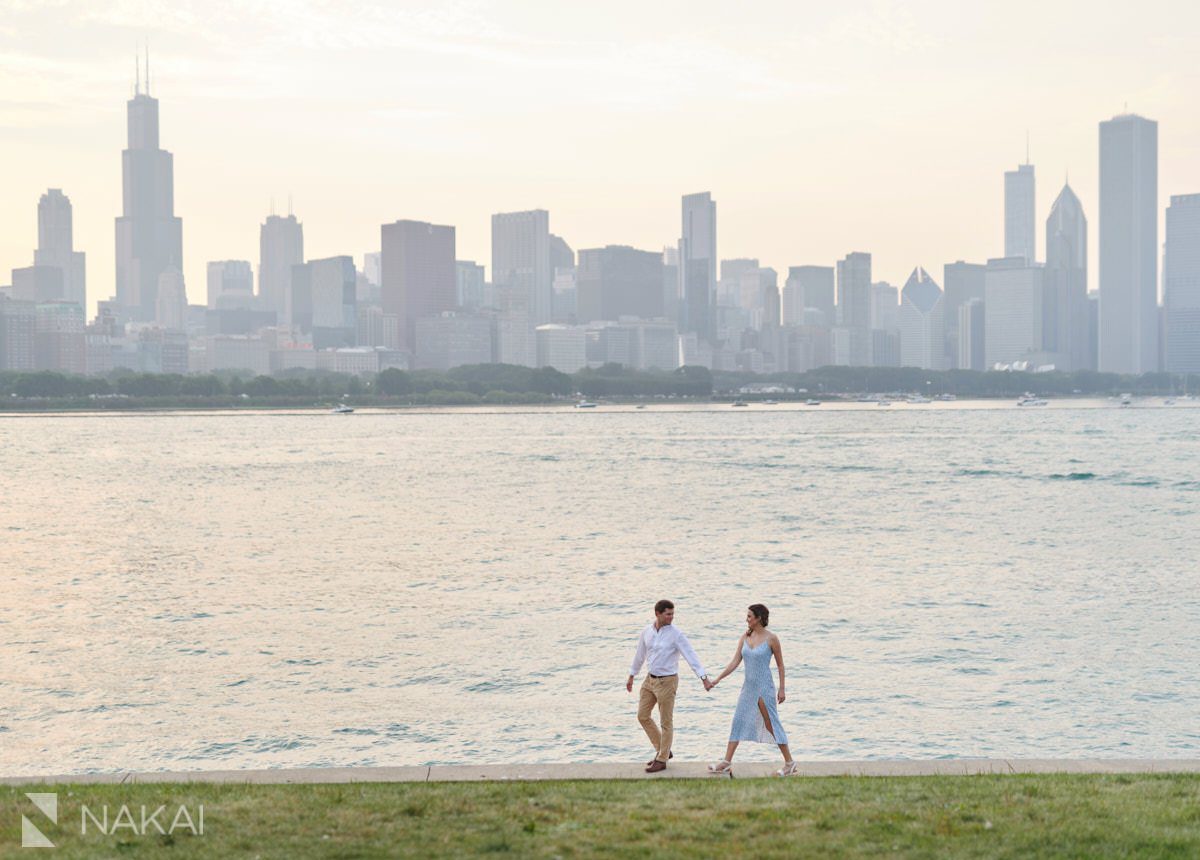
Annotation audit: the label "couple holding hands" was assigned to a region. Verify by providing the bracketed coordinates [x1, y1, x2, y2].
[626, 598, 797, 777]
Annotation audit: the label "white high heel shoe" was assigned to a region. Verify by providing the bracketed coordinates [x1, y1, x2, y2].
[707, 760, 733, 775]
[775, 760, 799, 777]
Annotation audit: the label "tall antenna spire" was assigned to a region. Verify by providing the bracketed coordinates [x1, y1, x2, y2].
[135, 49, 141, 96]
[145, 40, 151, 96]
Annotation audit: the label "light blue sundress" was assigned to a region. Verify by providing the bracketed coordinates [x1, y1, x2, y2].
[728, 639, 789, 745]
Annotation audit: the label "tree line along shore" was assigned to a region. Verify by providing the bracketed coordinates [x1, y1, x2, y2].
[0, 364, 1196, 410]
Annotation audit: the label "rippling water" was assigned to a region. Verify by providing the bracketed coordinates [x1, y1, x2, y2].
[2, 400, 1199, 774]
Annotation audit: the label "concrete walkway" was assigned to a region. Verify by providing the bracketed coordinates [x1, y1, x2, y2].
[4, 759, 1200, 786]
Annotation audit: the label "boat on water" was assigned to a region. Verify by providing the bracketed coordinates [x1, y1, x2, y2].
[331, 404, 354, 414]
[635, 404, 647, 410]
[907, 395, 932, 404]
[762, 399, 779, 405]
[732, 400, 749, 407]
[575, 400, 598, 409]
[1016, 395, 1048, 407]
[937, 393, 957, 401]
[1119, 393, 1133, 407]
[805, 399, 821, 406]
[877, 399, 892, 407]
[1164, 398, 1177, 406]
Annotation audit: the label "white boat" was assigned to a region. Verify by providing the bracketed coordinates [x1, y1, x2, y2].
[575, 401, 597, 409]
[762, 399, 779, 405]
[907, 395, 932, 404]
[331, 404, 354, 414]
[877, 399, 892, 407]
[1164, 398, 1177, 406]
[937, 393, 957, 401]
[805, 399, 821, 406]
[731, 400, 749, 407]
[1119, 393, 1133, 407]
[1016, 395, 1048, 407]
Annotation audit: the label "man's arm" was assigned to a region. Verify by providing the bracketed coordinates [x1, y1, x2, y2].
[674, 629, 708, 681]
[628, 628, 648, 678]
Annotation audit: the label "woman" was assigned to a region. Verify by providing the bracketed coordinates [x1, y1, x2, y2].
[707, 603, 797, 776]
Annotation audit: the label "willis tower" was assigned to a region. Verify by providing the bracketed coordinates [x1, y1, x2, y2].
[115, 52, 183, 321]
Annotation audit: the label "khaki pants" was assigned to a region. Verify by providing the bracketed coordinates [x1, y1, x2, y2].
[638, 674, 679, 762]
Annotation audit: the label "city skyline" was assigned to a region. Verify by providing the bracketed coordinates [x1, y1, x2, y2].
[2, 2, 1200, 319]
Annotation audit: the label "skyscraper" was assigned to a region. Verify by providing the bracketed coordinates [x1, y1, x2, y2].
[1045, 183, 1090, 370]
[943, 261, 987, 368]
[898, 267, 945, 370]
[492, 210, 551, 326]
[381, 219, 456, 353]
[290, 256, 357, 348]
[114, 64, 183, 321]
[1099, 113, 1158, 374]
[1005, 163, 1036, 263]
[34, 189, 86, 311]
[1164, 194, 1200, 374]
[576, 246, 664, 323]
[985, 256, 1044, 367]
[836, 252, 871, 365]
[680, 192, 716, 342]
[783, 266, 835, 326]
[259, 214, 304, 322]
[207, 260, 253, 309]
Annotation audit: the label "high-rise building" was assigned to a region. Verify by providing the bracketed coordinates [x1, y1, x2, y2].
[114, 69, 183, 321]
[1005, 163, 1036, 263]
[985, 256, 1044, 367]
[549, 234, 575, 272]
[958, 298, 986, 371]
[381, 220, 456, 353]
[535, 324, 587, 373]
[155, 267, 187, 330]
[34, 301, 85, 374]
[492, 210, 552, 326]
[207, 260, 253, 309]
[0, 297, 36, 371]
[289, 256, 357, 349]
[34, 189, 86, 310]
[456, 261, 486, 310]
[898, 267, 945, 370]
[680, 192, 716, 342]
[943, 261, 987, 368]
[870, 282, 899, 331]
[1164, 193, 1200, 373]
[259, 214, 303, 321]
[783, 265, 835, 326]
[414, 312, 493, 371]
[11, 266, 64, 303]
[575, 246, 664, 323]
[1099, 113, 1158, 374]
[1045, 183, 1090, 370]
[836, 252, 871, 365]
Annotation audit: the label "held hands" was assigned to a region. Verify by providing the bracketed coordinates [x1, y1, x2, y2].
[703, 677, 718, 692]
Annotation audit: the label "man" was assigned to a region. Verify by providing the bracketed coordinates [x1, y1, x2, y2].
[627, 599, 712, 773]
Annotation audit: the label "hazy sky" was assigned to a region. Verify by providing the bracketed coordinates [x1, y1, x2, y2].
[2, 0, 1198, 315]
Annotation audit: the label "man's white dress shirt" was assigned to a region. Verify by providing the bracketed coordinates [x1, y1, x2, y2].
[630, 622, 708, 679]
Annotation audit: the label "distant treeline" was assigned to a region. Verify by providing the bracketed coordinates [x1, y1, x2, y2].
[712, 366, 1200, 398]
[0, 363, 1195, 409]
[0, 363, 715, 407]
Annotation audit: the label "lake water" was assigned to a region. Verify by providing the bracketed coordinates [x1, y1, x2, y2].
[2, 400, 1199, 775]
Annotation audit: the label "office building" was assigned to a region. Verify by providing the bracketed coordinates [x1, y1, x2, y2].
[290, 256, 356, 349]
[1099, 113, 1158, 374]
[958, 298, 986, 371]
[492, 210, 552, 326]
[1045, 183, 1090, 370]
[34, 189, 86, 310]
[1164, 193, 1200, 373]
[413, 312, 493, 370]
[576, 246, 664, 323]
[535, 324, 587, 372]
[899, 267, 945, 369]
[985, 257, 1044, 367]
[259, 214, 303, 321]
[1005, 162, 1036, 263]
[680, 192, 716, 341]
[943, 261, 987, 368]
[114, 68, 183, 321]
[783, 265, 835, 326]
[381, 219, 456, 352]
[207, 260, 253, 309]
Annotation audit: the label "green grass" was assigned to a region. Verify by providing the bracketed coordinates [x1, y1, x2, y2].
[2, 774, 1199, 858]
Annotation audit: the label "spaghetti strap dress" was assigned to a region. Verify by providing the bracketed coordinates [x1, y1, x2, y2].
[728, 639, 788, 745]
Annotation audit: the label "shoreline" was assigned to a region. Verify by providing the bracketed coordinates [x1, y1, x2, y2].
[5, 758, 1200, 785]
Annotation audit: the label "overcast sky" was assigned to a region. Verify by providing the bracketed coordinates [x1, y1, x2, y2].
[2, 0, 1198, 313]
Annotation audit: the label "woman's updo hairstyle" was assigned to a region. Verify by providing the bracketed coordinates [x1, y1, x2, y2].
[748, 604, 770, 632]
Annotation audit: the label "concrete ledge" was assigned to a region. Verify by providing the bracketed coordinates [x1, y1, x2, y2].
[4, 759, 1199, 786]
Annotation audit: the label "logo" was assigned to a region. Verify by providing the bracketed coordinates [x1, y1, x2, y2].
[16, 792, 205, 849]
[21, 792, 56, 849]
